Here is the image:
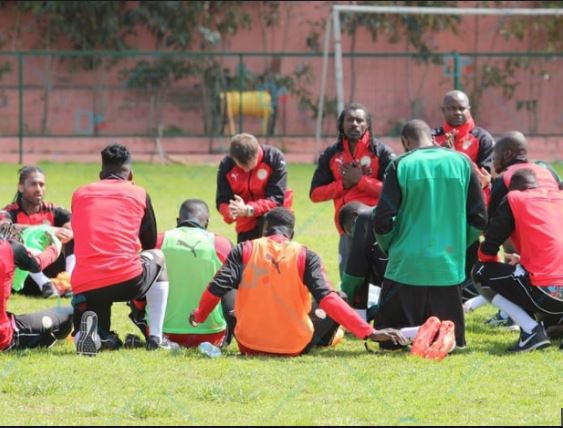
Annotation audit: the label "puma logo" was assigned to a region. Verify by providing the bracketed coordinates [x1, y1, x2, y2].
[266, 254, 284, 274]
[177, 240, 201, 257]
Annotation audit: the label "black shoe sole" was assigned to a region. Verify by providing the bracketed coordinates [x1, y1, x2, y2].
[77, 312, 99, 356]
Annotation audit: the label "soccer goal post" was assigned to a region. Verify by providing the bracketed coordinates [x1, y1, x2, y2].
[315, 4, 563, 155]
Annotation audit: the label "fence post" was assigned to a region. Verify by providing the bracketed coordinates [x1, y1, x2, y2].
[238, 54, 243, 134]
[18, 52, 24, 165]
[453, 51, 462, 90]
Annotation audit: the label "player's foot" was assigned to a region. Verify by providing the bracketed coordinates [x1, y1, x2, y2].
[146, 335, 180, 352]
[410, 316, 441, 357]
[76, 311, 101, 356]
[485, 311, 520, 331]
[41, 281, 59, 299]
[507, 324, 550, 353]
[424, 320, 456, 361]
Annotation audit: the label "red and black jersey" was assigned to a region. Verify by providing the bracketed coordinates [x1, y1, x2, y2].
[0, 241, 58, 350]
[3, 200, 71, 227]
[216, 145, 292, 234]
[489, 160, 560, 219]
[432, 118, 495, 172]
[71, 179, 157, 294]
[479, 188, 563, 287]
[309, 131, 395, 235]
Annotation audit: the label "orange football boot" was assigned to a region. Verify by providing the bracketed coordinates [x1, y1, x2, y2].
[410, 316, 441, 357]
[424, 320, 456, 361]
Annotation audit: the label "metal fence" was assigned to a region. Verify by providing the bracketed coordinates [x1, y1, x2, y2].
[0, 50, 561, 142]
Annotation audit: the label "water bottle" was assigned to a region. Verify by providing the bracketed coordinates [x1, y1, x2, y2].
[198, 341, 222, 358]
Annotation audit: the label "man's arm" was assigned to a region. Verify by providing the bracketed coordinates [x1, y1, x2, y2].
[190, 242, 245, 325]
[478, 197, 515, 262]
[466, 164, 488, 245]
[247, 149, 287, 216]
[139, 194, 157, 250]
[216, 158, 236, 224]
[373, 160, 401, 254]
[488, 176, 509, 220]
[310, 147, 345, 202]
[11, 240, 60, 273]
[474, 128, 495, 172]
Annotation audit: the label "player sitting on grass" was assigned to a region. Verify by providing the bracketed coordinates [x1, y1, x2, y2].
[190, 207, 407, 356]
[0, 219, 73, 351]
[3, 166, 75, 298]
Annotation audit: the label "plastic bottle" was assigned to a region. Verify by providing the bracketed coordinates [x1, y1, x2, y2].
[198, 341, 222, 358]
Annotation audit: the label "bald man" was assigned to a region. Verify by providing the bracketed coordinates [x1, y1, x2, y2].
[373, 119, 487, 350]
[472, 169, 563, 352]
[489, 131, 561, 218]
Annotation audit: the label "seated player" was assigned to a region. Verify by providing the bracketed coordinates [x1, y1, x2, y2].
[190, 207, 407, 357]
[156, 199, 236, 348]
[472, 168, 563, 352]
[3, 166, 74, 298]
[0, 219, 73, 351]
[338, 201, 387, 321]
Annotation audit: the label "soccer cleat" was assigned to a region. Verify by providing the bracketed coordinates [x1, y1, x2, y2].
[41, 281, 59, 299]
[76, 311, 101, 356]
[124, 333, 145, 349]
[410, 316, 441, 357]
[507, 324, 551, 353]
[485, 311, 520, 331]
[424, 320, 456, 361]
[127, 300, 148, 340]
[100, 331, 123, 351]
[146, 335, 180, 352]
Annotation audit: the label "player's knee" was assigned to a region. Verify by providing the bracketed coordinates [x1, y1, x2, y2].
[143, 249, 165, 266]
[471, 262, 496, 302]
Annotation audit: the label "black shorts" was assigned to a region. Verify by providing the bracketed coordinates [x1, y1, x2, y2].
[71, 252, 162, 338]
[375, 279, 466, 348]
[6, 307, 73, 351]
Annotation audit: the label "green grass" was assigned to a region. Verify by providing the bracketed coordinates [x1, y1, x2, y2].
[0, 162, 561, 426]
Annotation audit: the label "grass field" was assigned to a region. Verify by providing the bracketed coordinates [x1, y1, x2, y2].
[0, 162, 561, 426]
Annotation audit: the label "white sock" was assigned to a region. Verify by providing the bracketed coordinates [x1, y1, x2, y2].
[399, 326, 420, 340]
[65, 255, 76, 275]
[354, 309, 367, 322]
[466, 295, 488, 312]
[499, 310, 509, 319]
[74, 332, 80, 344]
[145, 281, 169, 339]
[491, 294, 538, 334]
[30, 272, 50, 289]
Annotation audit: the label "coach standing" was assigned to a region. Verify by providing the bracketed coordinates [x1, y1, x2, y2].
[309, 103, 395, 277]
[216, 133, 292, 243]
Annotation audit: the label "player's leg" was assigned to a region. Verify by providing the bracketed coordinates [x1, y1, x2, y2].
[11, 307, 73, 350]
[472, 262, 551, 352]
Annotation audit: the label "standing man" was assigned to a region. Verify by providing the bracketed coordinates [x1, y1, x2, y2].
[310, 103, 395, 277]
[190, 207, 407, 356]
[4, 166, 75, 298]
[472, 169, 563, 352]
[0, 220, 73, 351]
[433, 90, 495, 302]
[216, 133, 292, 243]
[71, 144, 177, 355]
[373, 120, 487, 349]
[158, 199, 236, 348]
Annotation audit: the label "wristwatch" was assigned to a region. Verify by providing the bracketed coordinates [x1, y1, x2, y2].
[246, 205, 255, 217]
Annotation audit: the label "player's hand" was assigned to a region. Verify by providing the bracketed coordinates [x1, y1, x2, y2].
[341, 163, 363, 189]
[369, 328, 409, 346]
[475, 166, 491, 189]
[45, 230, 63, 257]
[188, 310, 199, 328]
[229, 195, 249, 219]
[504, 253, 521, 266]
[54, 227, 73, 244]
[444, 130, 457, 148]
